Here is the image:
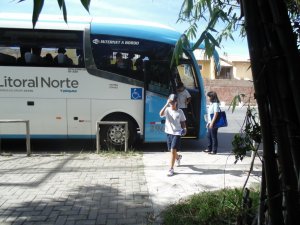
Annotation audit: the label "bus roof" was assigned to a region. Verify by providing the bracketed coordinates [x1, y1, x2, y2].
[90, 17, 181, 45]
[0, 13, 181, 45]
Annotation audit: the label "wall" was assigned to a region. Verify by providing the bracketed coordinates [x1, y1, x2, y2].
[232, 61, 252, 80]
[203, 79, 256, 106]
[198, 60, 211, 79]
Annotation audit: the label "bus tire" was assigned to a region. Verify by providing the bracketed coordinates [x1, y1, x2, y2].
[99, 116, 137, 150]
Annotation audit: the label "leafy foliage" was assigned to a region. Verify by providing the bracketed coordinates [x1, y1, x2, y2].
[162, 188, 259, 225]
[229, 94, 261, 163]
[177, 0, 243, 58]
[14, 0, 91, 28]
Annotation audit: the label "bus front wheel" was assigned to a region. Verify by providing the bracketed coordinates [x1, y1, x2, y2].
[99, 117, 137, 150]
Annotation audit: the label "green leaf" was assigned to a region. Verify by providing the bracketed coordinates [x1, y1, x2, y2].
[204, 37, 211, 55]
[192, 31, 207, 50]
[171, 39, 183, 67]
[181, 0, 193, 18]
[206, 32, 220, 48]
[58, 0, 63, 8]
[208, 27, 218, 33]
[32, 0, 44, 28]
[62, 0, 67, 24]
[80, 0, 91, 12]
[206, 0, 213, 15]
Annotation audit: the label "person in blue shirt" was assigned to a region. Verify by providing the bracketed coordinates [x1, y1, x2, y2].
[204, 91, 220, 154]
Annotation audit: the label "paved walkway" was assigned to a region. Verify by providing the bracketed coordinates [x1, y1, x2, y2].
[0, 149, 262, 225]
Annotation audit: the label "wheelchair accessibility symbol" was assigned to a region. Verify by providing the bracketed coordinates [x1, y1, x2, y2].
[131, 88, 142, 100]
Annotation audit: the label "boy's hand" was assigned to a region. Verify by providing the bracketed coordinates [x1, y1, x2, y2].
[181, 128, 187, 136]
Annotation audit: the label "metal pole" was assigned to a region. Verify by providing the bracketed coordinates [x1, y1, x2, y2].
[96, 122, 100, 154]
[125, 122, 128, 152]
[25, 120, 31, 156]
[0, 119, 31, 156]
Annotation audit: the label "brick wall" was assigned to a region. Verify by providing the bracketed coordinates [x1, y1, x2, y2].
[203, 79, 256, 106]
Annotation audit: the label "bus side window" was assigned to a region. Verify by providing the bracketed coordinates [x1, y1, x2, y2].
[0, 52, 16, 65]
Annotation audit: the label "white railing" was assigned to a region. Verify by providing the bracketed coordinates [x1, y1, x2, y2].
[0, 119, 31, 156]
[96, 121, 128, 153]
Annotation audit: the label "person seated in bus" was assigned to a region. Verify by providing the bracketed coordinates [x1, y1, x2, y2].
[76, 49, 84, 67]
[134, 55, 144, 71]
[24, 47, 43, 65]
[17, 46, 31, 65]
[133, 55, 144, 79]
[54, 48, 73, 66]
[97, 55, 111, 70]
[43, 53, 54, 66]
[0, 52, 16, 65]
[31, 47, 43, 65]
[115, 52, 126, 69]
[125, 53, 134, 70]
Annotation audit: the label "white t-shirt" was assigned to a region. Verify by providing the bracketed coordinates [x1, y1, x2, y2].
[208, 102, 219, 123]
[177, 89, 191, 108]
[162, 107, 186, 135]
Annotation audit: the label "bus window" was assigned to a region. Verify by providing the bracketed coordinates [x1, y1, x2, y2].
[146, 60, 171, 96]
[0, 52, 16, 65]
[0, 29, 84, 68]
[176, 63, 197, 89]
[90, 34, 174, 87]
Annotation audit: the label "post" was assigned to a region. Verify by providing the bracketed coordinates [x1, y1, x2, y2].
[96, 122, 100, 154]
[25, 120, 31, 156]
[0, 119, 31, 156]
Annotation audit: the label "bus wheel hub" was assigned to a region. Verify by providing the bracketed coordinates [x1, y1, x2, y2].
[108, 125, 125, 144]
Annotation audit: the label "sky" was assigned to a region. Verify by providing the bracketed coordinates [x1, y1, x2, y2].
[2, 0, 249, 59]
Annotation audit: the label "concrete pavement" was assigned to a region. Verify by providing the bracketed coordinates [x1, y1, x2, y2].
[0, 108, 262, 224]
[0, 144, 262, 225]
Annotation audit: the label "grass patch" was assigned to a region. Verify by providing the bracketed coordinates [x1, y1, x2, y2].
[161, 188, 259, 225]
[98, 149, 142, 158]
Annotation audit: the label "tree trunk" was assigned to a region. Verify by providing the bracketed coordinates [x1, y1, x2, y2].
[242, 0, 284, 224]
[242, 0, 300, 224]
[258, 0, 300, 224]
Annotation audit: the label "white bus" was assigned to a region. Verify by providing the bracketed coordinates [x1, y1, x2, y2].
[0, 13, 208, 149]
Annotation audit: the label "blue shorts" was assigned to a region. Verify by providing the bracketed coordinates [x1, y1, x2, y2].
[167, 134, 181, 151]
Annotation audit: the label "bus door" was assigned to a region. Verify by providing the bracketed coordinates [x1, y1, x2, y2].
[144, 92, 167, 142]
[67, 99, 92, 138]
[175, 62, 200, 138]
[143, 60, 173, 142]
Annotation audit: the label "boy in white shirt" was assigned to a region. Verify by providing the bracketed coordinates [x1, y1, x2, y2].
[159, 94, 187, 176]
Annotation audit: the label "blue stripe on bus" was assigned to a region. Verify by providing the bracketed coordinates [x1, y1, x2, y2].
[91, 23, 180, 45]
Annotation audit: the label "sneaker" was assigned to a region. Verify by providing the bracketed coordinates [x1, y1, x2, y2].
[176, 155, 182, 166]
[167, 168, 174, 176]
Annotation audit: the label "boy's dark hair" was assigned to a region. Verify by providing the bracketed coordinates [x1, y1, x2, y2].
[207, 91, 220, 103]
[176, 82, 184, 89]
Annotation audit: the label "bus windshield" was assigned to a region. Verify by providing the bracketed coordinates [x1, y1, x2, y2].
[90, 34, 198, 95]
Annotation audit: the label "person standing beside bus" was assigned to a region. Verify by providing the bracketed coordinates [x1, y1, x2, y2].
[160, 94, 187, 176]
[204, 91, 220, 155]
[176, 82, 191, 117]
